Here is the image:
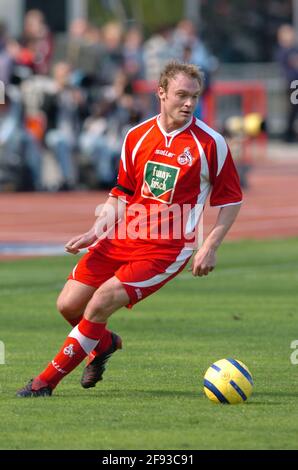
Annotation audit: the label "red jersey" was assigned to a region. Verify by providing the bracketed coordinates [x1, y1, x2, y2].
[94, 115, 242, 260]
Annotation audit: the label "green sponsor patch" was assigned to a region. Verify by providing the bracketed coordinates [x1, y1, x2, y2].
[142, 161, 179, 202]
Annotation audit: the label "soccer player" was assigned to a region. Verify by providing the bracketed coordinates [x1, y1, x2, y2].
[17, 61, 242, 397]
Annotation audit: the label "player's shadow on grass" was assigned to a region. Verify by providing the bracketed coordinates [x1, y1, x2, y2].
[55, 390, 298, 401]
[253, 391, 298, 397]
[139, 390, 197, 398]
[57, 389, 198, 399]
[245, 391, 298, 405]
[106, 389, 197, 398]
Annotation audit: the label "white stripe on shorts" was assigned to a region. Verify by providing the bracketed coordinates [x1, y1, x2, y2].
[122, 247, 193, 288]
[72, 263, 78, 280]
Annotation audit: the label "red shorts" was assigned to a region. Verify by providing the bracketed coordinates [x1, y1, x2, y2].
[68, 246, 192, 308]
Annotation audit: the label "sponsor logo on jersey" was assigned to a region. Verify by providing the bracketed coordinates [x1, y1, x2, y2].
[142, 161, 180, 203]
[177, 147, 193, 166]
[155, 149, 176, 158]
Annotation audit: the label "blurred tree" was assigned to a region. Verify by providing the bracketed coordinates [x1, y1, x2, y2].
[88, 0, 293, 62]
[88, 0, 183, 32]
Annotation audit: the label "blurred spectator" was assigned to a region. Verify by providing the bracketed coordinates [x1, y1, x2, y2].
[143, 25, 174, 81]
[21, 9, 53, 75]
[7, 38, 35, 85]
[172, 20, 218, 89]
[123, 26, 145, 81]
[64, 19, 99, 80]
[66, 18, 89, 69]
[101, 21, 124, 83]
[0, 90, 42, 190]
[276, 24, 298, 142]
[0, 22, 14, 85]
[172, 19, 218, 119]
[81, 24, 107, 80]
[79, 70, 142, 188]
[42, 62, 87, 190]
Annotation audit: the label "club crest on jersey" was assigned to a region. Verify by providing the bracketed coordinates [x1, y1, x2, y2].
[142, 161, 180, 204]
[63, 344, 75, 357]
[177, 147, 193, 166]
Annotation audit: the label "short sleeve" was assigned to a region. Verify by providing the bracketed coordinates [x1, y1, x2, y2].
[209, 146, 243, 207]
[110, 132, 136, 203]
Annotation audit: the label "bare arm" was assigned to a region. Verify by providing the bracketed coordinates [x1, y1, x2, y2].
[65, 196, 126, 254]
[191, 204, 241, 276]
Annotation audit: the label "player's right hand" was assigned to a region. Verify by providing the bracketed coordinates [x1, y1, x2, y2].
[65, 231, 97, 254]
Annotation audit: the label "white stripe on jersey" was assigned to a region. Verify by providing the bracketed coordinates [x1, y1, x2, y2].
[132, 124, 155, 164]
[120, 133, 129, 172]
[185, 203, 204, 236]
[68, 325, 99, 354]
[190, 129, 209, 184]
[122, 246, 193, 288]
[120, 116, 156, 172]
[184, 130, 211, 235]
[195, 118, 228, 176]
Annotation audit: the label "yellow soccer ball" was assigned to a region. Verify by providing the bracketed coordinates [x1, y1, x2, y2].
[203, 358, 253, 404]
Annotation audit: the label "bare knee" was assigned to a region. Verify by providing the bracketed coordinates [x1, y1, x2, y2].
[56, 281, 95, 321]
[56, 295, 82, 320]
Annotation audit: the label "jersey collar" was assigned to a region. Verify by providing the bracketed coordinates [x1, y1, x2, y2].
[156, 115, 194, 147]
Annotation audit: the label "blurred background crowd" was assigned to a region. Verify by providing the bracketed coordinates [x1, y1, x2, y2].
[0, 0, 297, 192]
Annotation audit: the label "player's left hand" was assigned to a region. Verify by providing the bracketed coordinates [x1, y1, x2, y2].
[190, 246, 216, 276]
[65, 230, 97, 254]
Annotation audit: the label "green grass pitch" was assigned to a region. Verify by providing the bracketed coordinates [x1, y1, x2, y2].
[0, 238, 298, 450]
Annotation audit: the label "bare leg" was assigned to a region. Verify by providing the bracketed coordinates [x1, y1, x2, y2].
[84, 276, 130, 322]
[57, 280, 97, 322]
[16, 277, 130, 396]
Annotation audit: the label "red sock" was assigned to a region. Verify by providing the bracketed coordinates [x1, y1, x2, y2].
[36, 318, 107, 390]
[65, 316, 112, 358]
[93, 328, 113, 355]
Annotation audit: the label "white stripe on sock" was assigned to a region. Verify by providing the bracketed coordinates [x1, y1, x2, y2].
[68, 325, 99, 354]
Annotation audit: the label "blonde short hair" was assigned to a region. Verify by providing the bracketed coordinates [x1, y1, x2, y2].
[159, 61, 204, 94]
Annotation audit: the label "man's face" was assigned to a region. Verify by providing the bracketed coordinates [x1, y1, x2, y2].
[54, 63, 71, 88]
[158, 73, 201, 128]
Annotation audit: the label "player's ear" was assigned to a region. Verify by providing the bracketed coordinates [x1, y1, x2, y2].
[158, 86, 166, 100]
